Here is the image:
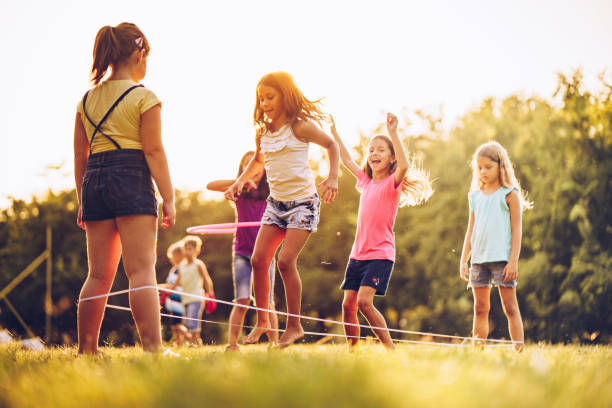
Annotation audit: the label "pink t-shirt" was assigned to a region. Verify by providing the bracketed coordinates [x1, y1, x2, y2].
[350, 169, 402, 261]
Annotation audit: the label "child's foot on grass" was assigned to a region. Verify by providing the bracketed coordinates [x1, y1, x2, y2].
[225, 344, 240, 352]
[276, 325, 304, 348]
[243, 322, 272, 344]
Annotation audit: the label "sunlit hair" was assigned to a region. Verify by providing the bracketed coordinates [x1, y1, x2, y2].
[362, 135, 434, 207]
[237, 151, 270, 200]
[470, 141, 533, 210]
[253, 72, 327, 132]
[182, 236, 202, 251]
[90, 22, 150, 85]
[166, 241, 184, 260]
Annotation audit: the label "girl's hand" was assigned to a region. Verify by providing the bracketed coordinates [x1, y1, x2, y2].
[77, 205, 85, 230]
[161, 199, 176, 229]
[503, 260, 518, 282]
[460, 262, 470, 282]
[318, 177, 338, 203]
[224, 180, 244, 201]
[386, 112, 398, 134]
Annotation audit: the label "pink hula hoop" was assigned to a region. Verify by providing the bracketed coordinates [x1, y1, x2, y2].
[187, 221, 262, 235]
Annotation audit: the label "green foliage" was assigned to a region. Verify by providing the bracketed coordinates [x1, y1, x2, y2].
[0, 70, 610, 345]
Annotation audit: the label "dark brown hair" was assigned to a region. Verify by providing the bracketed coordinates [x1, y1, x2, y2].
[253, 72, 327, 131]
[90, 22, 150, 85]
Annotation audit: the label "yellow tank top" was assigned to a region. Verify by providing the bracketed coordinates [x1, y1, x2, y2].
[76, 80, 161, 154]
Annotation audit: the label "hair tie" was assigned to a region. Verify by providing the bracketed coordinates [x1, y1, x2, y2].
[135, 37, 144, 49]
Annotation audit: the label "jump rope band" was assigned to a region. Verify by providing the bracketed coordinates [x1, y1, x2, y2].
[80, 285, 520, 346]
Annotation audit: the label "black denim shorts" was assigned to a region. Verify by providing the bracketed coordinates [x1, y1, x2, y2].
[340, 259, 394, 296]
[81, 149, 158, 221]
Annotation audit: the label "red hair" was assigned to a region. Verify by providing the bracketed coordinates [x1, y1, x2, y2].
[90, 22, 150, 85]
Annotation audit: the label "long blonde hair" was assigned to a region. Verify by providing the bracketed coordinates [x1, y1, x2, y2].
[362, 135, 434, 207]
[470, 141, 532, 210]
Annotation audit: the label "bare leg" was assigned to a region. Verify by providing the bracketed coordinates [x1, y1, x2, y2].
[243, 225, 285, 344]
[472, 287, 491, 348]
[342, 290, 359, 350]
[116, 215, 162, 353]
[356, 286, 394, 350]
[78, 219, 122, 354]
[228, 298, 250, 349]
[499, 286, 524, 351]
[276, 228, 312, 347]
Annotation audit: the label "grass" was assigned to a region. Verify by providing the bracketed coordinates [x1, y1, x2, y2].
[0, 343, 610, 408]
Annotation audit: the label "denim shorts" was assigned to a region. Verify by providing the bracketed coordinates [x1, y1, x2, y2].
[340, 259, 394, 296]
[81, 149, 158, 221]
[183, 302, 202, 332]
[262, 193, 320, 232]
[233, 252, 275, 303]
[468, 261, 517, 289]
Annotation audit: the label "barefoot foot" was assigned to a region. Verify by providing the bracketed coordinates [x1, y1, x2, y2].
[276, 326, 304, 348]
[242, 323, 272, 345]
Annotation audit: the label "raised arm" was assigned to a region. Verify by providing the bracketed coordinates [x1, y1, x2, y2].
[386, 113, 409, 187]
[292, 120, 339, 203]
[73, 112, 89, 230]
[141, 104, 175, 229]
[207, 179, 236, 192]
[224, 130, 265, 201]
[329, 115, 361, 178]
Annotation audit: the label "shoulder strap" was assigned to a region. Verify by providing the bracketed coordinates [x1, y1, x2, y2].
[81, 84, 144, 153]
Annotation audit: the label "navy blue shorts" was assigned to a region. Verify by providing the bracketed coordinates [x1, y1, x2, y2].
[340, 259, 394, 296]
[81, 149, 158, 221]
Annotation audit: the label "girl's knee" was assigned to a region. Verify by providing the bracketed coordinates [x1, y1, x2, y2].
[356, 297, 374, 312]
[276, 257, 295, 274]
[474, 301, 490, 316]
[251, 255, 269, 272]
[503, 302, 520, 318]
[342, 298, 358, 315]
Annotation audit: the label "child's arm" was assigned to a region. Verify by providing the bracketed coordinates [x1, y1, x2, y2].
[207, 179, 236, 192]
[503, 191, 522, 282]
[293, 120, 340, 203]
[198, 262, 214, 295]
[74, 113, 89, 230]
[459, 211, 475, 282]
[329, 115, 361, 179]
[169, 274, 181, 290]
[386, 113, 409, 187]
[225, 129, 265, 201]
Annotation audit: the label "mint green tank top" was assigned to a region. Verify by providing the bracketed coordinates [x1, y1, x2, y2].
[469, 186, 517, 264]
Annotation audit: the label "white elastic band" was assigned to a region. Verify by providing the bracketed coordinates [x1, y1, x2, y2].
[80, 285, 520, 345]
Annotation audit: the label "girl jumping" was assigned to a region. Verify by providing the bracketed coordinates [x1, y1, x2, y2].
[459, 141, 531, 351]
[207, 151, 279, 350]
[224, 72, 340, 347]
[331, 113, 433, 350]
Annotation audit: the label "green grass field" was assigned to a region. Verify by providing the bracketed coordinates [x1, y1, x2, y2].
[0, 343, 610, 408]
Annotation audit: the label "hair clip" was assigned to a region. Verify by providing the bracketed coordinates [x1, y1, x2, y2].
[135, 37, 144, 49]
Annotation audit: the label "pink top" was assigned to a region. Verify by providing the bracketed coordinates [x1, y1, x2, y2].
[350, 169, 402, 261]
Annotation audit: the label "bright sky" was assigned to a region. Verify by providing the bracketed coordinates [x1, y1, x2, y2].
[1, 0, 611, 208]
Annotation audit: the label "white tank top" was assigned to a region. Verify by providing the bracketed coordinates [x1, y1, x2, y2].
[259, 123, 316, 201]
[179, 259, 204, 304]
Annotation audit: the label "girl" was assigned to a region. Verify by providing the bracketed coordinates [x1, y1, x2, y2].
[74, 23, 175, 354]
[207, 151, 279, 350]
[459, 141, 531, 351]
[171, 236, 214, 345]
[331, 113, 433, 350]
[224, 72, 340, 347]
[159, 241, 187, 346]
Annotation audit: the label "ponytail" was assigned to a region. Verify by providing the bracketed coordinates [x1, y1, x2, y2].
[90, 22, 149, 85]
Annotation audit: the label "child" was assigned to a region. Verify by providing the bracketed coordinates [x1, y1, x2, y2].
[159, 241, 187, 346]
[171, 236, 214, 345]
[459, 141, 531, 351]
[74, 23, 175, 355]
[224, 72, 340, 347]
[331, 113, 433, 350]
[207, 151, 279, 350]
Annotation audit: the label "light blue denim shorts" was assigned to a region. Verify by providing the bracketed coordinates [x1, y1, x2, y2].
[183, 302, 202, 332]
[262, 193, 320, 232]
[233, 252, 275, 303]
[468, 261, 517, 289]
